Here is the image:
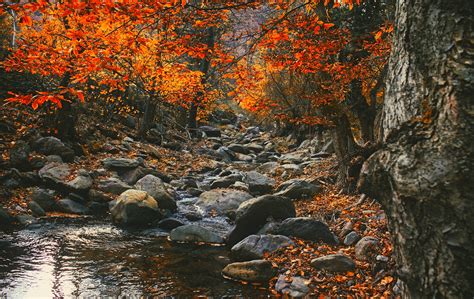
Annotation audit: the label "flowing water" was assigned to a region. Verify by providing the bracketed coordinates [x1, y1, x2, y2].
[0, 218, 269, 298]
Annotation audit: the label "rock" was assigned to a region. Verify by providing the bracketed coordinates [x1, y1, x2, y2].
[31, 188, 57, 211]
[33, 136, 75, 162]
[102, 158, 140, 171]
[46, 155, 63, 163]
[87, 201, 108, 215]
[235, 153, 253, 162]
[343, 231, 361, 246]
[88, 189, 113, 203]
[256, 162, 279, 173]
[321, 140, 334, 154]
[210, 174, 243, 189]
[9, 140, 30, 170]
[196, 189, 253, 216]
[58, 198, 89, 215]
[199, 125, 221, 138]
[246, 143, 264, 153]
[135, 175, 177, 211]
[243, 171, 275, 195]
[311, 254, 356, 272]
[0, 206, 14, 225]
[170, 224, 224, 244]
[269, 217, 337, 244]
[67, 173, 93, 192]
[119, 167, 150, 185]
[279, 151, 308, 164]
[38, 162, 70, 185]
[16, 214, 37, 226]
[216, 146, 236, 162]
[231, 234, 294, 261]
[222, 260, 276, 282]
[110, 189, 160, 226]
[227, 195, 296, 246]
[275, 275, 310, 298]
[275, 179, 321, 199]
[158, 218, 185, 230]
[355, 237, 379, 261]
[232, 181, 250, 192]
[28, 201, 46, 217]
[98, 177, 132, 195]
[340, 221, 354, 237]
[245, 126, 260, 135]
[228, 144, 250, 154]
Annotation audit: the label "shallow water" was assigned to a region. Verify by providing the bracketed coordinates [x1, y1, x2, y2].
[0, 218, 269, 298]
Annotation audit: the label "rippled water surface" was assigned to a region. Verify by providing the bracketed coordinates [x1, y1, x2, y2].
[0, 218, 269, 298]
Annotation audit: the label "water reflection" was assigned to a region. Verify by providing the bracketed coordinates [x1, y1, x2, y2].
[0, 219, 269, 298]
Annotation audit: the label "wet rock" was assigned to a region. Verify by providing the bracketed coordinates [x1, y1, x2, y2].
[0, 206, 14, 225]
[187, 188, 203, 197]
[158, 218, 185, 230]
[311, 254, 356, 272]
[210, 174, 243, 189]
[231, 234, 294, 261]
[110, 189, 161, 226]
[222, 260, 276, 282]
[102, 158, 140, 171]
[199, 126, 221, 138]
[33, 136, 75, 162]
[355, 236, 379, 261]
[227, 195, 295, 246]
[196, 189, 253, 216]
[31, 188, 57, 211]
[243, 171, 275, 195]
[343, 231, 361, 246]
[275, 179, 321, 199]
[87, 201, 108, 215]
[170, 224, 224, 244]
[16, 214, 37, 226]
[67, 172, 93, 192]
[135, 175, 177, 211]
[269, 217, 337, 245]
[9, 140, 30, 170]
[28, 201, 46, 217]
[228, 144, 249, 154]
[275, 275, 310, 298]
[98, 178, 132, 195]
[38, 162, 70, 185]
[58, 198, 89, 215]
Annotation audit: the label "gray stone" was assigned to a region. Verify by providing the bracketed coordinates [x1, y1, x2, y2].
[311, 254, 356, 272]
[231, 234, 294, 261]
[102, 158, 139, 170]
[110, 189, 160, 226]
[199, 126, 221, 138]
[228, 143, 250, 154]
[31, 188, 57, 211]
[158, 218, 185, 230]
[170, 224, 224, 244]
[98, 177, 132, 195]
[269, 217, 337, 244]
[275, 179, 321, 199]
[246, 143, 264, 153]
[33, 136, 75, 162]
[243, 171, 275, 195]
[222, 260, 276, 282]
[210, 174, 243, 189]
[0, 206, 14, 225]
[196, 189, 253, 216]
[135, 175, 176, 211]
[355, 237, 379, 261]
[28, 201, 46, 217]
[343, 231, 361, 246]
[58, 198, 89, 215]
[256, 162, 279, 173]
[38, 162, 70, 185]
[275, 275, 310, 298]
[9, 140, 30, 170]
[16, 214, 37, 226]
[67, 173, 93, 192]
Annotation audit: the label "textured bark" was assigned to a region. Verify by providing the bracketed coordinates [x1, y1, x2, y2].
[139, 97, 157, 138]
[56, 72, 77, 140]
[358, 0, 474, 297]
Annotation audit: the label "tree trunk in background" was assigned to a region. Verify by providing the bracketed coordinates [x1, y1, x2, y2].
[358, 0, 473, 297]
[351, 79, 376, 144]
[139, 97, 157, 138]
[56, 73, 77, 140]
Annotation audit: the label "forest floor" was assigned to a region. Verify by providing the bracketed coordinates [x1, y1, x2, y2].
[0, 106, 396, 297]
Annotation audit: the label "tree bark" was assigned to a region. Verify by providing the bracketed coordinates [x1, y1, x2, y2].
[139, 96, 157, 138]
[56, 72, 77, 140]
[358, 0, 474, 297]
[351, 79, 376, 144]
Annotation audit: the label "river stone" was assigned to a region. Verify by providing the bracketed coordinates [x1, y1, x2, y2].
[9, 140, 30, 170]
[310, 254, 356, 272]
[58, 198, 89, 215]
[243, 171, 275, 195]
[158, 218, 185, 230]
[135, 175, 177, 211]
[102, 158, 139, 171]
[355, 236, 379, 261]
[0, 206, 14, 225]
[196, 189, 253, 216]
[33, 136, 75, 162]
[227, 195, 296, 246]
[98, 177, 132, 195]
[275, 275, 310, 298]
[210, 174, 243, 189]
[222, 260, 276, 282]
[38, 162, 70, 185]
[275, 179, 321, 200]
[170, 224, 224, 244]
[343, 231, 361, 245]
[269, 217, 337, 245]
[67, 173, 93, 192]
[28, 201, 46, 217]
[231, 234, 294, 261]
[110, 189, 160, 226]
[31, 188, 57, 211]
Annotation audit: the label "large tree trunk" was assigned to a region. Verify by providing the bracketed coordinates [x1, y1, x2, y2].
[139, 96, 157, 138]
[358, 0, 474, 297]
[351, 79, 376, 144]
[56, 72, 77, 140]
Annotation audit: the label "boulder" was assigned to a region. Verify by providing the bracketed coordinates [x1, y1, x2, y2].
[269, 217, 337, 244]
[9, 140, 30, 170]
[102, 158, 139, 171]
[33, 136, 75, 162]
[256, 162, 279, 174]
[243, 171, 275, 195]
[310, 254, 356, 272]
[227, 195, 295, 246]
[210, 174, 243, 189]
[199, 125, 221, 138]
[0, 206, 14, 225]
[58, 198, 89, 215]
[110, 189, 160, 226]
[135, 175, 177, 211]
[28, 201, 46, 217]
[275, 275, 310, 298]
[98, 177, 132, 195]
[231, 234, 294, 261]
[38, 162, 70, 185]
[170, 224, 224, 244]
[355, 237, 379, 261]
[158, 218, 185, 230]
[216, 146, 236, 162]
[31, 188, 57, 211]
[275, 179, 321, 200]
[343, 231, 361, 246]
[67, 173, 93, 192]
[222, 260, 276, 282]
[196, 189, 253, 216]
